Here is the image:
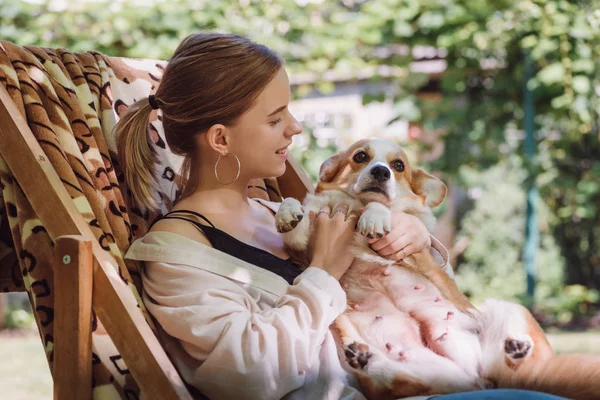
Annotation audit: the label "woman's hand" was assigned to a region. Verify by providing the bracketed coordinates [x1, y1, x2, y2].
[367, 211, 431, 260]
[308, 205, 358, 280]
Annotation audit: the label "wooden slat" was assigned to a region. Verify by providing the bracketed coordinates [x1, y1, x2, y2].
[0, 85, 192, 400]
[54, 235, 93, 400]
[279, 157, 314, 201]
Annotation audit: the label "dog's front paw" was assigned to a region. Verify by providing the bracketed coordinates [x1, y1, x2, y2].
[275, 198, 304, 233]
[358, 203, 391, 239]
[344, 342, 373, 370]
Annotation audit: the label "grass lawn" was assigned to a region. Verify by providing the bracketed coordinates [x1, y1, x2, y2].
[0, 328, 598, 399]
[545, 328, 600, 354]
[0, 331, 53, 400]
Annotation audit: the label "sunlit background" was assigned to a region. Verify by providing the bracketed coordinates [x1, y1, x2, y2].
[1, 0, 599, 398]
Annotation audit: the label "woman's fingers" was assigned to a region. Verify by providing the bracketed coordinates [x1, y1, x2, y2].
[332, 203, 350, 221]
[377, 234, 412, 257]
[369, 228, 404, 251]
[318, 206, 331, 219]
[367, 211, 433, 260]
[346, 210, 360, 226]
[310, 204, 357, 231]
[309, 211, 317, 224]
[308, 204, 357, 280]
[393, 243, 419, 260]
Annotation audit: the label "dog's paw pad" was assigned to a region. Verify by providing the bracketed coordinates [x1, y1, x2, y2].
[504, 337, 532, 360]
[277, 219, 303, 233]
[290, 214, 303, 228]
[344, 342, 372, 370]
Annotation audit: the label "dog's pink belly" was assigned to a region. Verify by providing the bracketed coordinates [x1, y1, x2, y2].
[345, 289, 460, 358]
[343, 265, 481, 373]
[345, 292, 424, 358]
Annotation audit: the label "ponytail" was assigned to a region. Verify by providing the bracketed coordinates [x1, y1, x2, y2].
[114, 98, 159, 211]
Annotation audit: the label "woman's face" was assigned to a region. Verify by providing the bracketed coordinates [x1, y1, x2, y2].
[228, 67, 302, 179]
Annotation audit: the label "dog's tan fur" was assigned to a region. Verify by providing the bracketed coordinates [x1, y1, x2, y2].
[275, 138, 600, 399]
[317, 139, 474, 314]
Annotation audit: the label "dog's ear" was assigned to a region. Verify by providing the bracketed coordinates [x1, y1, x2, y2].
[411, 168, 447, 208]
[319, 154, 343, 182]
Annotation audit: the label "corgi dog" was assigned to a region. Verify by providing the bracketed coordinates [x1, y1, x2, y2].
[275, 138, 600, 400]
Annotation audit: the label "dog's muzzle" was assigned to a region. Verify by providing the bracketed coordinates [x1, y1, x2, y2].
[370, 165, 391, 183]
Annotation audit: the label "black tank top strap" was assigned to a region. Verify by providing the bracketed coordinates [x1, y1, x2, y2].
[149, 209, 216, 231]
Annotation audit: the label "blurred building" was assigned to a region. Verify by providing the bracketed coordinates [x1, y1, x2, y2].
[289, 46, 446, 149]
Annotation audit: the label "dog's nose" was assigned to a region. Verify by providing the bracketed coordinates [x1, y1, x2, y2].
[371, 166, 390, 182]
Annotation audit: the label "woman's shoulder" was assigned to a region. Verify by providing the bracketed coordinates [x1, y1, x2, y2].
[126, 225, 292, 298]
[139, 197, 283, 253]
[127, 230, 209, 259]
[124, 214, 215, 263]
[148, 216, 213, 248]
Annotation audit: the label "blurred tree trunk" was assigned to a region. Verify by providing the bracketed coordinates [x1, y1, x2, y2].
[554, 135, 600, 290]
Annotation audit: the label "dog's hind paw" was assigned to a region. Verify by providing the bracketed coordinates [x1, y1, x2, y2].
[504, 335, 533, 369]
[275, 198, 304, 233]
[344, 342, 373, 370]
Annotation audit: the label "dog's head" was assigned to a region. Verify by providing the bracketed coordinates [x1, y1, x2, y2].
[316, 138, 447, 209]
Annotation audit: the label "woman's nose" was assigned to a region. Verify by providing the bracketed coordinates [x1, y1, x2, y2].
[286, 115, 303, 137]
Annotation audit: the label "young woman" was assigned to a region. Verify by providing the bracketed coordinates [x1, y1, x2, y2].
[120, 33, 565, 400]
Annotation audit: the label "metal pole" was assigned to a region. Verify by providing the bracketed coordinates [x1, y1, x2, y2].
[523, 53, 539, 301]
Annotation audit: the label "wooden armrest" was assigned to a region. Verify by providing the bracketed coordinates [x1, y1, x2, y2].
[278, 157, 314, 201]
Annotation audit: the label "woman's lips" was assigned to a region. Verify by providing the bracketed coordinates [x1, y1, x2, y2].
[276, 148, 289, 158]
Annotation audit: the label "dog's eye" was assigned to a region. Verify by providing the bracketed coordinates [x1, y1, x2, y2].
[391, 160, 405, 172]
[353, 151, 369, 163]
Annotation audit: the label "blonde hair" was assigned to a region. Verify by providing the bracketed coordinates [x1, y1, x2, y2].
[115, 33, 283, 210]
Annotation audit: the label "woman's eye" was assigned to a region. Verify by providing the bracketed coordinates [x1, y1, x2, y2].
[269, 118, 282, 126]
[391, 160, 405, 172]
[353, 151, 369, 163]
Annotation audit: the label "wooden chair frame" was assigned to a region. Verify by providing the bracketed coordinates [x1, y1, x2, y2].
[0, 82, 313, 399]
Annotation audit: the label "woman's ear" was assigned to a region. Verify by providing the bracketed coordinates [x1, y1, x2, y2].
[206, 124, 229, 155]
[319, 153, 343, 182]
[411, 168, 447, 208]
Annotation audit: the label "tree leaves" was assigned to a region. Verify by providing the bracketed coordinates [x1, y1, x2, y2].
[3, 0, 598, 289]
[538, 63, 565, 85]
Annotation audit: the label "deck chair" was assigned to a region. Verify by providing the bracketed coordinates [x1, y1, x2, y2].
[0, 41, 313, 399]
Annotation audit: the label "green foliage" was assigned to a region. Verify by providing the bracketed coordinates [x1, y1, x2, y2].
[357, 0, 600, 290]
[2, 0, 598, 310]
[3, 307, 35, 329]
[0, 0, 368, 80]
[454, 159, 599, 322]
[454, 160, 563, 302]
[543, 284, 600, 325]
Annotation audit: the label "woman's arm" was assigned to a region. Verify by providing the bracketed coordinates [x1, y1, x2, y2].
[143, 260, 347, 400]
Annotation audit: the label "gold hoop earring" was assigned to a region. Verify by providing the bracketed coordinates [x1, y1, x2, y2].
[214, 153, 241, 185]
